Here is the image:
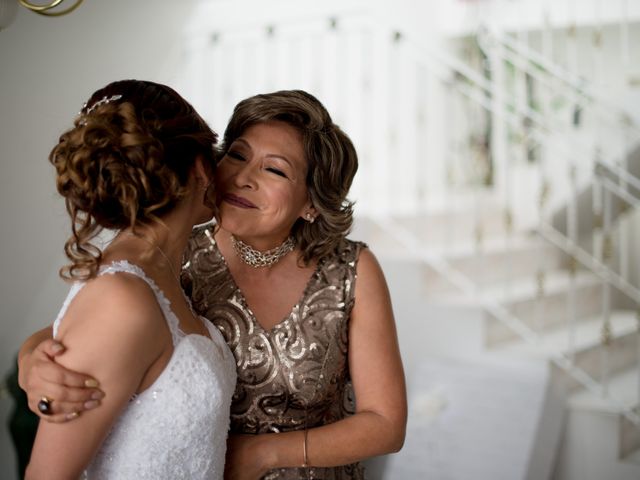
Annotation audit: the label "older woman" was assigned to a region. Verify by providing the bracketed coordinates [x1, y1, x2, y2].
[19, 89, 406, 479]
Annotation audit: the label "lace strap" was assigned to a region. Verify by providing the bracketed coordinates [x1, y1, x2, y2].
[53, 260, 182, 345]
[52, 282, 85, 338]
[99, 261, 182, 344]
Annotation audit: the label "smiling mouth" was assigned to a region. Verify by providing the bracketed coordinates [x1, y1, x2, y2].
[223, 193, 257, 209]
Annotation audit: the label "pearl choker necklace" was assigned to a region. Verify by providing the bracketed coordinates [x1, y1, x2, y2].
[231, 234, 295, 268]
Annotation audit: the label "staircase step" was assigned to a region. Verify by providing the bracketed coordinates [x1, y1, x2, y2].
[569, 367, 639, 413]
[496, 310, 639, 398]
[352, 209, 513, 258]
[439, 239, 565, 281]
[497, 310, 637, 358]
[482, 269, 598, 304]
[568, 367, 640, 460]
[418, 235, 568, 292]
[430, 265, 600, 306]
[553, 399, 640, 477]
[484, 270, 605, 345]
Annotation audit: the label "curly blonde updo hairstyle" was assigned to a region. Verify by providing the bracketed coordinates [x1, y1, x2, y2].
[51, 79, 218, 280]
[221, 90, 358, 264]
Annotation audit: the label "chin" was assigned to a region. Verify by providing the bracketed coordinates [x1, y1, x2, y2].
[217, 217, 252, 237]
[217, 208, 242, 229]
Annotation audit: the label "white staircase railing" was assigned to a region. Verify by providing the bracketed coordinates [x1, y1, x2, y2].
[458, 26, 640, 428]
[489, 29, 640, 139]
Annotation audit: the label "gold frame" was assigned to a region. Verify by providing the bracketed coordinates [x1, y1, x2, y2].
[19, 0, 84, 17]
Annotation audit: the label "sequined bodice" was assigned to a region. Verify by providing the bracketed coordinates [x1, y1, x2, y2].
[183, 223, 366, 480]
[52, 261, 237, 479]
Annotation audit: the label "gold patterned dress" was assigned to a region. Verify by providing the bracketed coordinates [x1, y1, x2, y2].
[182, 222, 366, 480]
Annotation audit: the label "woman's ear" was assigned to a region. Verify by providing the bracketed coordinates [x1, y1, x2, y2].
[300, 203, 318, 224]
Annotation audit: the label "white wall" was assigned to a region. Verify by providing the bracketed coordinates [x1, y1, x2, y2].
[0, 1, 199, 477]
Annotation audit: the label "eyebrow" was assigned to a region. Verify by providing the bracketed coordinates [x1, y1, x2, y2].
[232, 137, 294, 168]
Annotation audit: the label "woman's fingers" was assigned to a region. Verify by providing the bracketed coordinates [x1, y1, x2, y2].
[35, 356, 99, 389]
[36, 410, 83, 424]
[40, 339, 66, 358]
[39, 382, 104, 406]
[24, 342, 104, 421]
[28, 383, 104, 422]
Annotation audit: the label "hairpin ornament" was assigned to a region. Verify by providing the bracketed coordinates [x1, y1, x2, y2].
[80, 94, 123, 116]
[78, 94, 122, 126]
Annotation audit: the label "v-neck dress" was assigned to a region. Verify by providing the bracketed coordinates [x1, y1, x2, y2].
[182, 222, 366, 480]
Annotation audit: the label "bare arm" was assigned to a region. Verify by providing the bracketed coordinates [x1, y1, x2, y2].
[225, 248, 407, 479]
[18, 326, 104, 423]
[26, 274, 169, 480]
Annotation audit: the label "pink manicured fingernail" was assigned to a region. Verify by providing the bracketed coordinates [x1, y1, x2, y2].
[91, 391, 104, 400]
[66, 412, 79, 420]
[84, 379, 99, 388]
[51, 343, 64, 353]
[84, 400, 99, 409]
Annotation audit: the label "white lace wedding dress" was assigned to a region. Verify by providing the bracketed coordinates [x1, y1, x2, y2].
[52, 261, 237, 479]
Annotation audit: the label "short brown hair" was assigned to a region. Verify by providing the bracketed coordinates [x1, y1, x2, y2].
[222, 90, 358, 264]
[50, 79, 218, 280]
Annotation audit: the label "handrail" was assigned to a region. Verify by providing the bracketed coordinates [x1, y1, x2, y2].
[538, 222, 640, 305]
[599, 176, 640, 212]
[595, 160, 640, 195]
[533, 156, 640, 306]
[495, 47, 618, 131]
[421, 49, 618, 182]
[490, 29, 640, 137]
[400, 31, 628, 171]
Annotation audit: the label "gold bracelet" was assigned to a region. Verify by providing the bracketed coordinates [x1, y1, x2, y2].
[302, 428, 309, 468]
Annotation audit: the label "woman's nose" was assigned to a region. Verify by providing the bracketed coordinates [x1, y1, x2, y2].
[233, 161, 258, 189]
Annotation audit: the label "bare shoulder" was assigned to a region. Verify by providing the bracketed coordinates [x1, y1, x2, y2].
[61, 272, 163, 333]
[55, 272, 168, 373]
[355, 246, 388, 290]
[351, 246, 394, 326]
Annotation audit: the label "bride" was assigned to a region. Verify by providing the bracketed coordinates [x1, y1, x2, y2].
[25, 79, 236, 479]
